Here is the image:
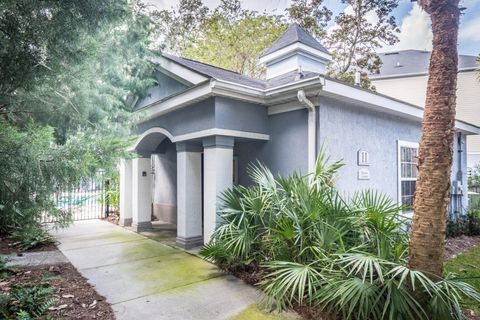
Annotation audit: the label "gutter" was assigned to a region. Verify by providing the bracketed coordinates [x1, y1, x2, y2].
[297, 90, 317, 173]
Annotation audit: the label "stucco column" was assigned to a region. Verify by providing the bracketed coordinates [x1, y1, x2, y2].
[119, 159, 133, 227]
[203, 136, 234, 243]
[132, 157, 153, 232]
[176, 142, 203, 249]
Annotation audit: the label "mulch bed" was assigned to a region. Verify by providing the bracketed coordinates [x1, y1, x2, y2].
[103, 213, 119, 225]
[1, 263, 114, 319]
[444, 235, 480, 260]
[0, 237, 57, 255]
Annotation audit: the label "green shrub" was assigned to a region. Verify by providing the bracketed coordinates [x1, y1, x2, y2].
[12, 227, 54, 251]
[0, 257, 11, 279]
[447, 201, 480, 237]
[0, 284, 55, 319]
[201, 150, 480, 319]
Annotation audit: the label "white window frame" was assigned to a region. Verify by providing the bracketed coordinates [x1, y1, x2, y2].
[397, 140, 419, 207]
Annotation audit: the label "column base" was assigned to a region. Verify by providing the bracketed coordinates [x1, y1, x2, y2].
[132, 221, 152, 232]
[119, 217, 132, 227]
[176, 236, 204, 249]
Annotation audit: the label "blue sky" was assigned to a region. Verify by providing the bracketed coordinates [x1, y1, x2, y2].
[150, 0, 480, 56]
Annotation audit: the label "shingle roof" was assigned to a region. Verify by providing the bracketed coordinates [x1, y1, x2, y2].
[372, 49, 478, 78]
[260, 23, 330, 57]
[162, 54, 321, 90]
[163, 54, 267, 89]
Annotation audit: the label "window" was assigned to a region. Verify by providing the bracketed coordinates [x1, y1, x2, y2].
[398, 141, 419, 207]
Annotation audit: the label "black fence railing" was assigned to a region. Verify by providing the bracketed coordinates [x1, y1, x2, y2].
[44, 170, 108, 222]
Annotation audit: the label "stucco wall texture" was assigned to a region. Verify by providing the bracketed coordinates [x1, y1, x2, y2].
[134, 70, 469, 214]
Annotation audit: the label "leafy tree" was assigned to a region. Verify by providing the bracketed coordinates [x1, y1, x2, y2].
[286, 0, 332, 38]
[151, 0, 286, 78]
[409, 0, 461, 277]
[151, 0, 209, 55]
[1, 0, 155, 142]
[324, 0, 399, 88]
[182, 5, 286, 77]
[0, 0, 156, 234]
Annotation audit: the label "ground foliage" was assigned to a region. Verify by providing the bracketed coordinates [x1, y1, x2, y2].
[0, 263, 114, 320]
[200, 150, 480, 320]
[0, 0, 158, 236]
[445, 244, 480, 316]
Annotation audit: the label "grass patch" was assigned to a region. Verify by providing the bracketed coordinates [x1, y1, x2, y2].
[445, 245, 480, 315]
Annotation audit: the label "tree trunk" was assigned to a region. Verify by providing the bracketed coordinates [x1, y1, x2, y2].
[409, 0, 460, 277]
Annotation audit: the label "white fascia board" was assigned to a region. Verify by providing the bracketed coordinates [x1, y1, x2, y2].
[322, 78, 424, 120]
[259, 43, 332, 65]
[210, 79, 265, 104]
[371, 67, 478, 81]
[138, 81, 213, 122]
[322, 78, 480, 134]
[266, 77, 323, 97]
[455, 121, 480, 135]
[152, 56, 209, 85]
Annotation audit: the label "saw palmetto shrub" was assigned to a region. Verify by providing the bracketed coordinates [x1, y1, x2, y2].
[200, 150, 480, 320]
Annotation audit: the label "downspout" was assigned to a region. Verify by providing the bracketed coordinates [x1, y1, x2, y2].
[297, 90, 316, 173]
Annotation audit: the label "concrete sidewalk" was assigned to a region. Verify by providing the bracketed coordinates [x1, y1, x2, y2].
[52, 220, 298, 320]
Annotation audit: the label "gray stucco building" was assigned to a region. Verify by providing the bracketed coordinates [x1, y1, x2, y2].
[119, 24, 480, 249]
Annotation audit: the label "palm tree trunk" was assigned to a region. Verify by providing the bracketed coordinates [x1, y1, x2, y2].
[409, 0, 460, 277]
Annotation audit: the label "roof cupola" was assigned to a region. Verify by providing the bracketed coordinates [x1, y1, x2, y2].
[259, 23, 332, 80]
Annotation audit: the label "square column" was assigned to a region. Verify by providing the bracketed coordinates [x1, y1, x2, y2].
[176, 142, 203, 249]
[203, 136, 234, 243]
[119, 159, 133, 226]
[132, 157, 152, 232]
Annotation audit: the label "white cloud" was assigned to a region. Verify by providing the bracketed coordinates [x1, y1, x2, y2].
[386, 3, 432, 52]
[459, 17, 480, 42]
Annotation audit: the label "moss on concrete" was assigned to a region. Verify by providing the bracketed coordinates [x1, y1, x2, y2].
[121, 238, 223, 294]
[230, 305, 299, 320]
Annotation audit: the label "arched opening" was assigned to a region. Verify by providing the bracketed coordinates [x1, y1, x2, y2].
[127, 128, 178, 239]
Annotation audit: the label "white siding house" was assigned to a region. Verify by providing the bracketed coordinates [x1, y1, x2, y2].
[370, 50, 480, 169]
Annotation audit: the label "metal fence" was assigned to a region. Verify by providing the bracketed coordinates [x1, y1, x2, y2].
[45, 170, 108, 222]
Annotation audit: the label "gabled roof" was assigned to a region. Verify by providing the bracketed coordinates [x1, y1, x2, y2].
[372, 49, 478, 79]
[260, 23, 330, 57]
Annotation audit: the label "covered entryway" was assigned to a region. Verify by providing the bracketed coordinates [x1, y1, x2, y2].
[119, 128, 180, 235]
[119, 127, 259, 249]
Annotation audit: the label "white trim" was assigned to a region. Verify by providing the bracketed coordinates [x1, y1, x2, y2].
[297, 90, 316, 173]
[174, 128, 269, 142]
[139, 81, 213, 121]
[322, 78, 480, 135]
[397, 140, 419, 206]
[259, 42, 332, 65]
[152, 56, 208, 85]
[136, 62, 480, 135]
[370, 67, 478, 81]
[455, 121, 480, 135]
[322, 78, 424, 121]
[268, 101, 305, 115]
[129, 127, 175, 152]
[129, 127, 270, 153]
